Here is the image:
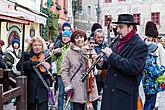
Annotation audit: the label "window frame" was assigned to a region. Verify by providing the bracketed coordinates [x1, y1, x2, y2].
[133, 13, 141, 25]
[105, 0, 112, 3]
[118, 0, 126, 2]
[151, 12, 160, 25]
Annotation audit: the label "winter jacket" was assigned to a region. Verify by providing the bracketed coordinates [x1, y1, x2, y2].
[4, 47, 21, 68]
[51, 43, 70, 75]
[142, 42, 165, 94]
[16, 51, 52, 103]
[61, 44, 99, 103]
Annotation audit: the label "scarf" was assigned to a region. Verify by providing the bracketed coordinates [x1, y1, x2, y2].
[116, 29, 136, 54]
[71, 44, 88, 61]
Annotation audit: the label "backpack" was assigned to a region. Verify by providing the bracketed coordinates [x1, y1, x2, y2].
[145, 54, 165, 83]
[8, 51, 21, 75]
[145, 43, 165, 90]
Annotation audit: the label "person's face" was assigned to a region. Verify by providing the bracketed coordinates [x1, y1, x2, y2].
[95, 32, 104, 45]
[62, 36, 70, 44]
[117, 24, 132, 37]
[161, 39, 165, 47]
[32, 40, 42, 54]
[13, 43, 19, 49]
[147, 37, 154, 42]
[74, 34, 85, 48]
[63, 26, 71, 31]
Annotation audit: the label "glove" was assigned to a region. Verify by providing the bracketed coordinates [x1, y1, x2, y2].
[66, 89, 74, 98]
[101, 47, 112, 57]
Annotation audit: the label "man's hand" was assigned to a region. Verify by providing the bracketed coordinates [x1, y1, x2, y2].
[101, 47, 113, 57]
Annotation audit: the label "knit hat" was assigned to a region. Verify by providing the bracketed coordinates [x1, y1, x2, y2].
[12, 38, 20, 48]
[62, 22, 71, 31]
[71, 30, 87, 43]
[62, 30, 72, 37]
[148, 43, 158, 54]
[0, 40, 4, 46]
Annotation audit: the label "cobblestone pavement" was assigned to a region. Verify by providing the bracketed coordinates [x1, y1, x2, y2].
[4, 83, 165, 110]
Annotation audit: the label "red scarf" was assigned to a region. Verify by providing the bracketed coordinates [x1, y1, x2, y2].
[116, 29, 136, 54]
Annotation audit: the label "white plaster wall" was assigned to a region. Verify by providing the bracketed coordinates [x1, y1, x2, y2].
[101, 0, 165, 36]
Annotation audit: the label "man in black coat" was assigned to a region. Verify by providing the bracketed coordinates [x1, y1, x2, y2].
[100, 14, 148, 110]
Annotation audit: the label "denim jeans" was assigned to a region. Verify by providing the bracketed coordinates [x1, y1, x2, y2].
[144, 94, 157, 110]
[58, 76, 65, 110]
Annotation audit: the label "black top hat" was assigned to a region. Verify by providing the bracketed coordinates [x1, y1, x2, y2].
[112, 14, 139, 25]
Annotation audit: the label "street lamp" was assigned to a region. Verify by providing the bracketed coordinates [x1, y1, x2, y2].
[72, 0, 82, 17]
[96, 0, 101, 23]
[72, 0, 82, 29]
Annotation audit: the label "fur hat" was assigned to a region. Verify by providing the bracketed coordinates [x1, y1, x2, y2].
[62, 22, 71, 31]
[12, 38, 20, 48]
[62, 30, 72, 37]
[90, 23, 102, 37]
[91, 23, 102, 33]
[71, 30, 87, 43]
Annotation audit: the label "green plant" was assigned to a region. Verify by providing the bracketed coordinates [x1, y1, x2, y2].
[56, 4, 62, 10]
[47, 0, 54, 8]
[41, 8, 60, 41]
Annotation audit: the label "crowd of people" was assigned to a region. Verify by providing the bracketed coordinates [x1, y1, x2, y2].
[0, 14, 165, 110]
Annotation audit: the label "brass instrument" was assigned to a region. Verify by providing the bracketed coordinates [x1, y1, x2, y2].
[81, 35, 120, 82]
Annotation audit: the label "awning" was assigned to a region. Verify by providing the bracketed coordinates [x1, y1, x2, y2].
[0, 0, 47, 25]
[0, 11, 31, 24]
[16, 6, 47, 25]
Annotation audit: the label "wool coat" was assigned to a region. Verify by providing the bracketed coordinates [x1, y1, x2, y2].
[16, 51, 51, 104]
[61, 44, 99, 103]
[101, 34, 148, 110]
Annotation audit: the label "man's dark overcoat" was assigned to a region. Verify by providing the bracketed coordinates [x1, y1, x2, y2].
[101, 34, 148, 110]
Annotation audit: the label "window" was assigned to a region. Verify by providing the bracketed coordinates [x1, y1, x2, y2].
[56, 0, 59, 3]
[104, 15, 109, 26]
[87, 6, 91, 15]
[63, 0, 67, 9]
[105, 0, 112, 3]
[133, 13, 140, 24]
[151, 12, 160, 25]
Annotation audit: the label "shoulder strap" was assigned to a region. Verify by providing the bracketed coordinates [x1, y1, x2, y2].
[8, 51, 17, 59]
[33, 66, 55, 106]
[70, 63, 83, 81]
[33, 66, 49, 89]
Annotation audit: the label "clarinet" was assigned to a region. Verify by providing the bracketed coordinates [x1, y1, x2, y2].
[80, 35, 120, 83]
